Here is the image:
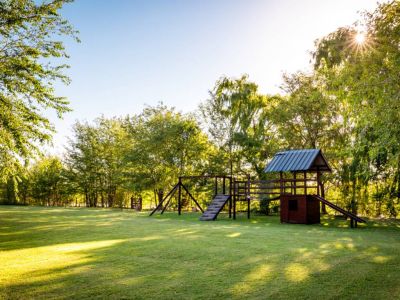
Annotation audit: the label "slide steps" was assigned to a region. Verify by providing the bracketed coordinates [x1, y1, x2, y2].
[199, 194, 230, 221]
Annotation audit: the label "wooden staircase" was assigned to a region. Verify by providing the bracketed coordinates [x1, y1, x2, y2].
[199, 194, 230, 221]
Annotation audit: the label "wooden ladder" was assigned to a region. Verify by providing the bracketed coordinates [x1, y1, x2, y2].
[199, 194, 230, 221]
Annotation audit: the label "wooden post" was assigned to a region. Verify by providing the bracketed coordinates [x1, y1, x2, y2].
[233, 196, 236, 219]
[233, 181, 236, 220]
[303, 171, 307, 195]
[279, 172, 283, 195]
[138, 197, 142, 211]
[229, 177, 232, 218]
[293, 173, 297, 195]
[320, 173, 327, 214]
[247, 175, 250, 219]
[247, 197, 250, 219]
[178, 177, 182, 215]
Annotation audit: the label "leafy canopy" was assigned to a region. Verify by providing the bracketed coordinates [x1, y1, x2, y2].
[0, 0, 78, 181]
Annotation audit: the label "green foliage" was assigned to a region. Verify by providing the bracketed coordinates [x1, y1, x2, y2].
[0, 156, 73, 206]
[29, 157, 71, 206]
[258, 197, 270, 215]
[124, 104, 210, 206]
[311, 0, 400, 216]
[2, 1, 400, 217]
[0, 0, 78, 182]
[275, 71, 343, 151]
[64, 117, 130, 207]
[201, 75, 280, 177]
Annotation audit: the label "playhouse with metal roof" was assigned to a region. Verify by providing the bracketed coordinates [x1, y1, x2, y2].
[263, 149, 332, 225]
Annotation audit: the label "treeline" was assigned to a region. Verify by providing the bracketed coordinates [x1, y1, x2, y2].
[0, 106, 219, 209]
[1, 1, 400, 217]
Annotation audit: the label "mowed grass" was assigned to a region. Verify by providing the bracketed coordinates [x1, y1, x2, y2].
[0, 206, 399, 299]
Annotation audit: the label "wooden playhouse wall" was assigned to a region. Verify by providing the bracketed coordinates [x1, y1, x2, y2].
[280, 195, 320, 224]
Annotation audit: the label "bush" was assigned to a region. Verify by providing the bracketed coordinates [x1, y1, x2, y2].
[259, 198, 270, 215]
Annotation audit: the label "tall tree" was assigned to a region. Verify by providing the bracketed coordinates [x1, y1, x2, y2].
[0, 0, 78, 182]
[64, 117, 129, 207]
[312, 0, 400, 216]
[124, 104, 210, 206]
[275, 71, 343, 150]
[201, 75, 279, 178]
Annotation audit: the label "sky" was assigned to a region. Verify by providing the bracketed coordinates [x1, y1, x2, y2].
[47, 0, 385, 154]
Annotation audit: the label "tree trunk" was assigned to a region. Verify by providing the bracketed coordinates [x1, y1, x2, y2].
[84, 188, 90, 207]
[396, 155, 400, 203]
[101, 193, 105, 207]
[130, 196, 135, 209]
[153, 190, 157, 207]
[107, 193, 113, 208]
[154, 189, 164, 211]
[93, 192, 98, 207]
[157, 190, 164, 208]
[351, 177, 357, 215]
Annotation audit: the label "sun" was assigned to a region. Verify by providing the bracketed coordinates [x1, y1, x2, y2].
[348, 27, 374, 54]
[355, 32, 366, 45]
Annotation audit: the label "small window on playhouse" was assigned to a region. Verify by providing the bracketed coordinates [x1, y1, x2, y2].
[289, 199, 298, 211]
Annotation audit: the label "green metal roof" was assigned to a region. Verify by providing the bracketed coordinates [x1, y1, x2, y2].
[264, 149, 331, 173]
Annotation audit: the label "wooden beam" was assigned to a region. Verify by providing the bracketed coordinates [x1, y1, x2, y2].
[229, 177, 232, 218]
[160, 189, 177, 214]
[233, 181, 236, 220]
[180, 183, 204, 213]
[149, 183, 178, 216]
[320, 172, 327, 214]
[247, 175, 251, 219]
[178, 178, 182, 215]
[293, 172, 297, 195]
[179, 175, 232, 179]
[247, 197, 250, 219]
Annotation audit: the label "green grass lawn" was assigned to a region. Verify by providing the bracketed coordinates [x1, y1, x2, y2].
[0, 206, 399, 299]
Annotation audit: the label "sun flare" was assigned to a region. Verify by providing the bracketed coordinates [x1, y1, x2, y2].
[355, 32, 366, 44]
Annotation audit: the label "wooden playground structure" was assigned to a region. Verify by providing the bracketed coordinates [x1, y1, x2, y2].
[150, 149, 366, 228]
